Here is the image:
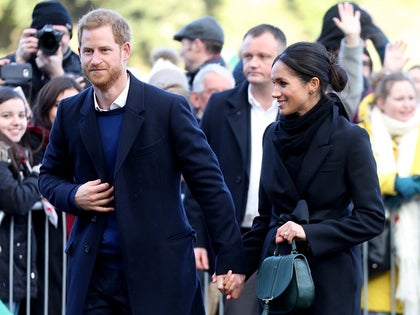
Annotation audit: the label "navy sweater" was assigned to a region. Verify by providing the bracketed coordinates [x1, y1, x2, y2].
[96, 107, 124, 268]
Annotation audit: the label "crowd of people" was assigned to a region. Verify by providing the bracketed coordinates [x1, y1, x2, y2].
[0, 1, 418, 315]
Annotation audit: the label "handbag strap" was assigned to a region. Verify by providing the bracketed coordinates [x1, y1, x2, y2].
[273, 239, 298, 256]
[262, 302, 269, 315]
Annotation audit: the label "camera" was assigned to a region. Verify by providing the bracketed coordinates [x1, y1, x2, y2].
[36, 24, 64, 56]
[0, 63, 32, 85]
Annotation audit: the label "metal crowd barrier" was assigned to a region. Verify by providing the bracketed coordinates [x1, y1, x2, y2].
[3, 202, 67, 315]
[362, 212, 396, 315]
[4, 205, 398, 315]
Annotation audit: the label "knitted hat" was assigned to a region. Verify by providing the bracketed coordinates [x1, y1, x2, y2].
[148, 59, 189, 98]
[173, 16, 224, 44]
[317, 2, 387, 54]
[30, 1, 72, 34]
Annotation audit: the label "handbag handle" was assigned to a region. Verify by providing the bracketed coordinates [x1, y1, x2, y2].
[273, 239, 298, 256]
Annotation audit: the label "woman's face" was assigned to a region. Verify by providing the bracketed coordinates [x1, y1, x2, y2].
[0, 97, 27, 143]
[48, 88, 80, 124]
[271, 60, 317, 116]
[377, 80, 417, 122]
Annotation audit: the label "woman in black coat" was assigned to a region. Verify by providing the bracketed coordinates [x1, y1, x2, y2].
[240, 42, 385, 315]
[0, 87, 40, 314]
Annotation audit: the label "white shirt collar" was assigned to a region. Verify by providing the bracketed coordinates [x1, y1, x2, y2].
[247, 84, 277, 110]
[94, 76, 131, 112]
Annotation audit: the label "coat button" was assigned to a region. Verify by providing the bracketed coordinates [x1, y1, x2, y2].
[236, 176, 242, 183]
[84, 245, 90, 253]
[91, 215, 97, 223]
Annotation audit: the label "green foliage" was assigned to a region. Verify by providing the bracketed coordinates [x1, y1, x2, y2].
[1, 0, 420, 71]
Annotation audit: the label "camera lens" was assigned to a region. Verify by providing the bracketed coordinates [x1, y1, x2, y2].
[39, 32, 60, 55]
[36, 24, 64, 56]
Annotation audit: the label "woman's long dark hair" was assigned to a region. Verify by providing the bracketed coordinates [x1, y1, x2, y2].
[32, 76, 83, 130]
[0, 86, 32, 175]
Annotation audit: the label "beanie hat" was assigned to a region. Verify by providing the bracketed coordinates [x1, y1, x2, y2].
[150, 47, 180, 67]
[30, 1, 72, 34]
[148, 59, 189, 97]
[317, 2, 388, 61]
[173, 16, 224, 44]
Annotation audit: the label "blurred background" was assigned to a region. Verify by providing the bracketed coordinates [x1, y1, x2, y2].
[1, 0, 419, 78]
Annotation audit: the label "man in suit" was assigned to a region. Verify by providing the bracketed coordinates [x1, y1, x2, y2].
[38, 8, 246, 315]
[183, 24, 287, 315]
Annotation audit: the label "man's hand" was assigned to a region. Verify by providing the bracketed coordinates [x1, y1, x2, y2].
[74, 179, 114, 212]
[35, 45, 65, 78]
[16, 28, 39, 63]
[74, 75, 87, 89]
[215, 270, 245, 300]
[194, 247, 209, 270]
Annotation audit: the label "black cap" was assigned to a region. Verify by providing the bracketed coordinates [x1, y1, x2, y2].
[173, 16, 224, 44]
[30, 1, 72, 33]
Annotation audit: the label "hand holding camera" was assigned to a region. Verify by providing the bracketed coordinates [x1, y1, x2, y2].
[35, 25, 65, 77]
[16, 28, 39, 63]
[36, 24, 64, 56]
[35, 41, 64, 78]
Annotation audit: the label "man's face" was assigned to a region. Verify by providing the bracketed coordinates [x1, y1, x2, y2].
[179, 38, 200, 72]
[241, 32, 283, 86]
[79, 25, 130, 90]
[191, 71, 234, 116]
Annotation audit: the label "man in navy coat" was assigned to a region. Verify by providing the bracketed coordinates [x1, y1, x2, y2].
[39, 8, 247, 315]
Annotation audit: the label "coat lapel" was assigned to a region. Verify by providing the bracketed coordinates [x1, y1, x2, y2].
[226, 83, 250, 172]
[114, 75, 144, 175]
[79, 89, 107, 181]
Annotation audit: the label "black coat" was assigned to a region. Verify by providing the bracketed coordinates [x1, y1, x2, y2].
[184, 81, 252, 271]
[0, 154, 40, 301]
[242, 106, 385, 315]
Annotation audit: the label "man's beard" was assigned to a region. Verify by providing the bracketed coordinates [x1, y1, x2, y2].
[84, 65, 123, 91]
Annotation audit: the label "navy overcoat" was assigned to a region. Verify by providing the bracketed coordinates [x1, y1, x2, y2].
[39, 73, 248, 315]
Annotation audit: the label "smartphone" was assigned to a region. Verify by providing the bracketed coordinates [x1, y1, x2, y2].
[0, 62, 33, 85]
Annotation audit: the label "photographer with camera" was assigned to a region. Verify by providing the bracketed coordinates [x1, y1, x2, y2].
[1, 1, 85, 103]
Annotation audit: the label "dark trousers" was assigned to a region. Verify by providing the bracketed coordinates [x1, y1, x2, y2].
[84, 259, 131, 315]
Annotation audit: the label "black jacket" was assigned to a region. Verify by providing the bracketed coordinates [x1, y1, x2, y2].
[0, 145, 40, 301]
[184, 81, 252, 272]
[242, 105, 385, 315]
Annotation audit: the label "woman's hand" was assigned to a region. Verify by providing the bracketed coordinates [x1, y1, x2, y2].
[276, 221, 306, 244]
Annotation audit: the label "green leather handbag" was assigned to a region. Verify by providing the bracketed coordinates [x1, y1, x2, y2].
[256, 240, 315, 314]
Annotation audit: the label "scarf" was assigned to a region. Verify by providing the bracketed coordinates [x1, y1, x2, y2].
[370, 106, 420, 315]
[276, 96, 333, 179]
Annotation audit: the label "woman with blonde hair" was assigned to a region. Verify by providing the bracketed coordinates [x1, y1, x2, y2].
[359, 71, 420, 315]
